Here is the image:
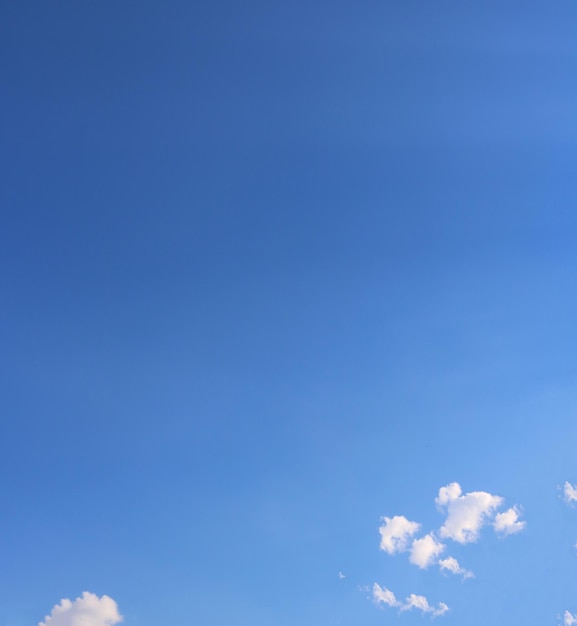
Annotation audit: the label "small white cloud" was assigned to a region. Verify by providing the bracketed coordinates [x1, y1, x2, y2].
[436, 482, 463, 506]
[564, 610, 577, 625]
[410, 533, 445, 569]
[379, 515, 421, 555]
[564, 482, 577, 505]
[401, 594, 449, 617]
[438, 556, 474, 579]
[39, 592, 122, 626]
[434, 603, 450, 618]
[372, 583, 400, 608]
[493, 506, 526, 536]
[436, 482, 503, 544]
[373, 584, 448, 617]
[338, 571, 346, 579]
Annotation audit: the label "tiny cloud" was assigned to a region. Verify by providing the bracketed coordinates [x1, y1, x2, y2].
[564, 482, 577, 505]
[39, 592, 123, 626]
[373, 583, 448, 617]
[438, 556, 474, 579]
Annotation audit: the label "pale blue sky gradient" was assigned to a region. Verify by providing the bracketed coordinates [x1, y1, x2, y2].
[1, 1, 577, 624]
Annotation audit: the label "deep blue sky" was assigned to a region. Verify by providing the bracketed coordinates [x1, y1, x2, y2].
[1, 2, 577, 625]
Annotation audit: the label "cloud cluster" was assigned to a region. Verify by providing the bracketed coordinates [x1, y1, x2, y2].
[39, 592, 123, 626]
[373, 583, 448, 617]
[379, 517, 464, 577]
[372, 480, 577, 623]
[436, 482, 505, 543]
[378, 482, 523, 581]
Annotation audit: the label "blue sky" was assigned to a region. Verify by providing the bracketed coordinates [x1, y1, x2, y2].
[1, 1, 577, 624]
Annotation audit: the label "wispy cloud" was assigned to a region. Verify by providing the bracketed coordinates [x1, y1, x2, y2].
[373, 583, 400, 608]
[438, 556, 474, 579]
[373, 583, 448, 618]
[39, 592, 122, 626]
[401, 594, 449, 617]
[563, 482, 577, 505]
[564, 610, 577, 625]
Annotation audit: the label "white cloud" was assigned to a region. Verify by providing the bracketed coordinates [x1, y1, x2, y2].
[436, 482, 463, 506]
[373, 482, 524, 619]
[338, 571, 346, 579]
[564, 482, 577, 505]
[410, 533, 445, 569]
[39, 592, 123, 626]
[564, 610, 577, 625]
[373, 584, 448, 618]
[436, 482, 504, 543]
[438, 556, 474, 579]
[379, 515, 421, 555]
[401, 594, 449, 617]
[493, 506, 526, 536]
[373, 583, 400, 608]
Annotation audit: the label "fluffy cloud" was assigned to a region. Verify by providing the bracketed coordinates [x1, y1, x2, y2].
[373, 481, 524, 619]
[564, 610, 577, 625]
[39, 592, 122, 626]
[406, 531, 473, 577]
[410, 533, 445, 569]
[436, 482, 462, 506]
[564, 482, 577, 505]
[436, 482, 504, 543]
[493, 507, 526, 536]
[373, 583, 448, 617]
[438, 556, 474, 579]
[379, 515, 421, 555]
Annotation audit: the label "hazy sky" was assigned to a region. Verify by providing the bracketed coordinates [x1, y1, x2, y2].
[1, 2, 577, 625]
